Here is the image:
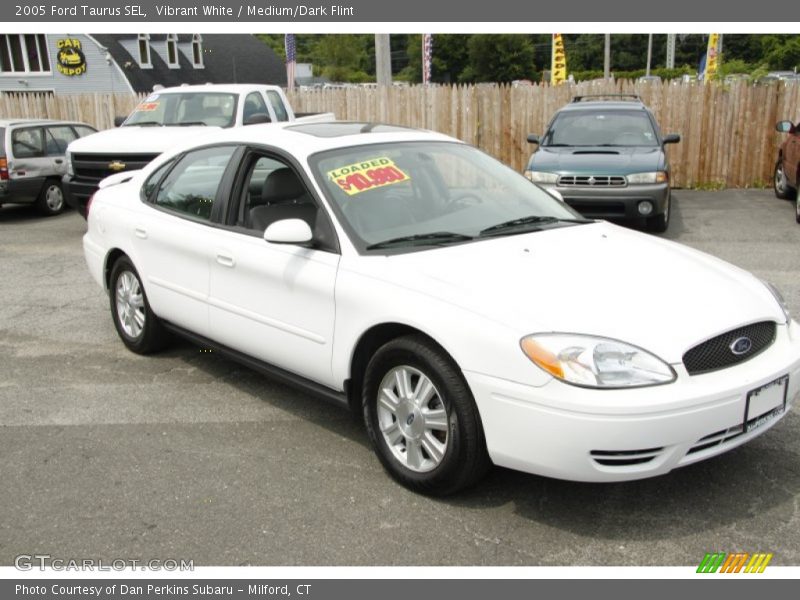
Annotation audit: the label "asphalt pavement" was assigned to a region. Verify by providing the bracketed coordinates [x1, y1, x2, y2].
[1, 189, 798, 566]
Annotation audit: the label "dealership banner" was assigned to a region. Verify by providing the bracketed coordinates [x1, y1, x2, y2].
[551, 33, 567, 84]
[1, 0, 798, 22]
[703, 33, 722, 82]
[2, 579, 798, 599]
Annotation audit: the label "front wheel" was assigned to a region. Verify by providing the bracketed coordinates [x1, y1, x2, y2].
[362, 335, 490, 495]
[109, 256, 168, 354]
[646, 195, 670, 233]
[774, 160, 796, 200]
[36, 181, 65, 216]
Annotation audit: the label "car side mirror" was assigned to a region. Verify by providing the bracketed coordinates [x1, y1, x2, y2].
[527, 134, 540, 145]
[776, 120, 795, 133]
[244, 112, 271, 126]
[264, 219, 313, 245]
[114, 116, 127, 127]
[663, 133, 681, 144]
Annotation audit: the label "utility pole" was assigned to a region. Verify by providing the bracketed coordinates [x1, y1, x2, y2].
[646, 34, 653, 76]
[375, 34, 392, 86]
[604, 33, 611, 79]
[666, 33, 676, 69]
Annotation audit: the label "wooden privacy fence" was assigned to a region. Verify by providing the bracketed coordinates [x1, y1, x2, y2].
[2, 80, 799, 188]
[290, 80, 800, 189]
[0, 92, 145, 132]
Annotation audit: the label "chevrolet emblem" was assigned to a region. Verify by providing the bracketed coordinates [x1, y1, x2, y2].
[108, 160, 126, 172]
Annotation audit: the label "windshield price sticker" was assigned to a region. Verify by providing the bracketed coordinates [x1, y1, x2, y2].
[135, 102, 159, 112]
[328, 157, 410, 196]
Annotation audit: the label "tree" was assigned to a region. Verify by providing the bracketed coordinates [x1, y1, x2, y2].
[460, 34, 536, 83]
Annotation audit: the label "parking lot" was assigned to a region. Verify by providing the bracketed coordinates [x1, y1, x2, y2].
[1, 188, 799, 567]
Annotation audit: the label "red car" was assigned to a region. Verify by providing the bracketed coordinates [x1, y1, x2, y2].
[774, 119, 800, 223]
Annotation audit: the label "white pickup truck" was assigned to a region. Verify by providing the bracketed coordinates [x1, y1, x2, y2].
[64, 84, 333, 216]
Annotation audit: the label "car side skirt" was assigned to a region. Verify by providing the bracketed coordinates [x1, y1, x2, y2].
[161, 322, 350, 409]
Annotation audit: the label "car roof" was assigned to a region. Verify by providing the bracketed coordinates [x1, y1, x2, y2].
[155, 121, 460, 163]
[558, 100, 650, 113]
[0, 118, 87, 127]
[148, 84, 282, 95]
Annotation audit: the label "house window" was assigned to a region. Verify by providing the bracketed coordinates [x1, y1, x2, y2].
[0, 34, 50, 74]
[166, 34, 179, 68]
[137, 33, 151, 68]
[191, 34, 204, 69]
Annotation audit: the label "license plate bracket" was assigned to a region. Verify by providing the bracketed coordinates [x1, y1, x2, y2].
[745, 375, 788, 433]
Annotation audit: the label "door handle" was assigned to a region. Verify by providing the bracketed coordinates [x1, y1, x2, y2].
[134, 227, 148, 239]
[54, 159, 63, 164]
[216, 254, 235, 268]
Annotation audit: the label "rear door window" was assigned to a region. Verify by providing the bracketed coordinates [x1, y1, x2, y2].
[11, 127, 45, 158]
[266, 91, 289, 122]
[153, 145, 236, 221]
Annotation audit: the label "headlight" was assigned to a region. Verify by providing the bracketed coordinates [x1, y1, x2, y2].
[762, 280, 791, 323]
[524, 170, 559, 184]
[626, 171, 668, 184]
[66, 151, 74, 177]
[520, 333, 676, 388]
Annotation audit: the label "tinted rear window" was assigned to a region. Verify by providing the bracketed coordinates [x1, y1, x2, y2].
[0, 127, 5, 157]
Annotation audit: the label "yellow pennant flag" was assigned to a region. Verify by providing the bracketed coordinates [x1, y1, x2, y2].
[704, 33, 721, 82]
[551, 34, 567, 85]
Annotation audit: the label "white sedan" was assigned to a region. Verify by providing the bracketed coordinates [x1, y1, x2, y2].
[83, 122, 800, 495]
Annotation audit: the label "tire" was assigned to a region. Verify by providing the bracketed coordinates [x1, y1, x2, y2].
[362, 334, 491, 495]
[646, 194, 670, 233]
[774, 160, 796, 200]
[108, 256, 168, 354]
[795, 196, 800, 224]
[36, 180, 65, 216]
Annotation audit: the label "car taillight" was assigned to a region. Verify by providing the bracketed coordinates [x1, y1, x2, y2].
[85, 193, 95, 217]
[0, 158, 8, 181]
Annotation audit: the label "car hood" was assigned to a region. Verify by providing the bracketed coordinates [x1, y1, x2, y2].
[67, 125, 220, 154]
[364, 222, 783, 363]
[529, 146, 663, 175]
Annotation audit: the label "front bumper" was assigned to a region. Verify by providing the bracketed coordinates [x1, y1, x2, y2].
[63, 174, 98, 218]
[465, 321, 800, 482]
[538, 181, 670, 220]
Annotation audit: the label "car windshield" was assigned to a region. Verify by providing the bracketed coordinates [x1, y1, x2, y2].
[310, 141, 585, 252]
[123, 92, 237, 128]
[543, 109, 659, 147]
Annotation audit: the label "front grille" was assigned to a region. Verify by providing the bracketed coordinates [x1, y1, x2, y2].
[687, 426, 745, 455]
[590, 447, 663, 467]
[558, 175, 627, 187]
[683, 321, 776, 375]
[72, 153, 159, 182]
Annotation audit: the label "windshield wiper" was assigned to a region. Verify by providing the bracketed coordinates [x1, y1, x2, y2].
[366, 231, 474, 250]
[479, 215, 590, 237]
[123, 121, 162, 127]
[172, 121, 208, 127]
[543, 143, 573, 147]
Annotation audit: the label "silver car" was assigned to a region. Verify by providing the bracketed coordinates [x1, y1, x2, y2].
[0, 119, 96, 216]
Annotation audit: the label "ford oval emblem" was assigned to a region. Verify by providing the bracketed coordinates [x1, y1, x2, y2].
[730, 337, 753, 356]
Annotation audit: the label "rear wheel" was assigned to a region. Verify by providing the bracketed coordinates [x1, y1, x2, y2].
[109, 256, 168, 354]
[36, 181, 65, 216]
[774, 160, 796, 200]
[362, 335, 491, 495]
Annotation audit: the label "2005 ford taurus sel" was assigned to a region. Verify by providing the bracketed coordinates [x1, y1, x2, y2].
[83, 122, 800, 495]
